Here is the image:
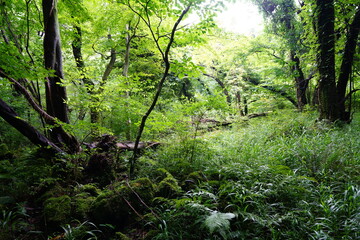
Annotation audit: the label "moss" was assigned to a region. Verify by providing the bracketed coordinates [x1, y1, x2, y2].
[183, 171, 207, 190]
[128, 177, 155, 203]
[144, 230, 160, 240]
[44, 195, 71, 224]
[90, 178, 155, 225]
[156, 176, 182, 198]
[74, 184, 100, 197]
[36, 184, 67, 205]
[89, 189, 127, 224]
[73, 195, 95, 220]
[115, 232, 131, 240]
[154, 168, 172, 182]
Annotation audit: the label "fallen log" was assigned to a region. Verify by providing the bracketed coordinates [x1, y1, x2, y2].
[248, 113, 268, 119]
[116, 141, 161, 151]
[84, 135, 161, 152]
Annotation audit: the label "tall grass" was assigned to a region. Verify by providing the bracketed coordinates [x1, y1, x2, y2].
[142, 110, 360, 239]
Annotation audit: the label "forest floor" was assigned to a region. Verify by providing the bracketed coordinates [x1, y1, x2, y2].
[1, 110, 359, 240]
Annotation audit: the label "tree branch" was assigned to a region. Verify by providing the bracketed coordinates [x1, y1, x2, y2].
[130, 3, 192, 177]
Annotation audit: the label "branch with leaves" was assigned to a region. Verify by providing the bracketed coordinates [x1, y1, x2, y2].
[128, 1, 192, 176]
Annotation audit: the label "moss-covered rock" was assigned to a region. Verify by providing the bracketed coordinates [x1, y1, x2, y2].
[44, 195, 71, 224]
[71, 184, 100, 219]
[89, 178, 155, 225]
[115, 232, 131, 240]
[72, 194, 96, 220]
[35, 184, 67, 205]
[154, 168, 172, 182]
[128, 177, 155, 203]
[74, 184, 100, 196]
[89, 189, 125, 224]
[156, 176, 182, 198]
[183, 171, 207, 191]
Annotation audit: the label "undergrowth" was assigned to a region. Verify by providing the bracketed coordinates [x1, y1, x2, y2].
[138, 110, 360, 239]
[1, 110, 359, 239]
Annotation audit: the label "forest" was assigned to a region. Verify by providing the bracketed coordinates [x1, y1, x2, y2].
[0, 0, 360, 239]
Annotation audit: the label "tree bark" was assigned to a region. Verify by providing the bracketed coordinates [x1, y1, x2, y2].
[290, 52, 309, 110]
[204, 73, 231, 104]
[0, 98, 62, 153]
[336, 6, 360, 121]
[43, 0, 68, 123]
[72, 25, 98, 121]
[43, 0, 80, 152]
[316, 0, 339, 121]
[246, 76, 298, 107]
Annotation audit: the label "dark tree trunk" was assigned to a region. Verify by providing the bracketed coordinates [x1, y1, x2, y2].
[204, 73, 231, 104]
[336, 6, 360, 122]
[243, 97, 248, 115]
[0, 98, 62, 153]
[72, 25, 98, 121]
[316, 0, 339, 121]
[43, 0, 68, 123]
[290, 52, 309, 110]
[235, 91, 245, 116]
[42, 0, 80, 152]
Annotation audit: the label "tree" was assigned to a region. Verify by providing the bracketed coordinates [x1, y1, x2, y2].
[124, 0, 193, 175]
[314, 1, 360, 121]
[0, 0, 79, 153]
[252, 0, 312, 110]
[42, 0, 79, 151]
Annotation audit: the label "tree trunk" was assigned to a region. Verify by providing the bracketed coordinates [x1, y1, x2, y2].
[71, 25, 98, 122]
[316, 0, 339, 121]
[123, 23, 132, 140]
[43, 0, 80, 152]
[43, 0, 68, 123]
[204, 73, 231, 104]
[336, 6, 360, 122]
[0, 98, 62, 153]
[290, 52, 308, 110]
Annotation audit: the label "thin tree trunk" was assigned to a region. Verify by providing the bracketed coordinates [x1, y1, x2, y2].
[204, 73, 231, 104]
[130, 4, 192, 176]
[89, 34, 117, 124]
[71, 25, 96, 121]
[123, 23, 132, 140]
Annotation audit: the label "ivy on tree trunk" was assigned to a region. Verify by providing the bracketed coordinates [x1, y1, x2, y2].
[316, 0, 339, 121]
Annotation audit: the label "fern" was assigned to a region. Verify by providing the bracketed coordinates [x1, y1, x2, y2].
[204, 211, 236, 238]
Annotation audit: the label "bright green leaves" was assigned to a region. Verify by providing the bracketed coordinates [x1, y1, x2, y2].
[204, 211, 236, 237]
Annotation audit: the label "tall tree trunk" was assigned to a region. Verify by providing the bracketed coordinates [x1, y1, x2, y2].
[43, 0, 79, 152]
[123, 23, 132, 140]
[336, 6, 360, 122]
[316, 0, 339, 121]
[71, 25, 97, 121]
[43, 0, 68, 123]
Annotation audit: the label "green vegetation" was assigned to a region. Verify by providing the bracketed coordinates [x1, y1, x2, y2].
[1, 0, 360, 239]
[1, 111, 359, 239]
